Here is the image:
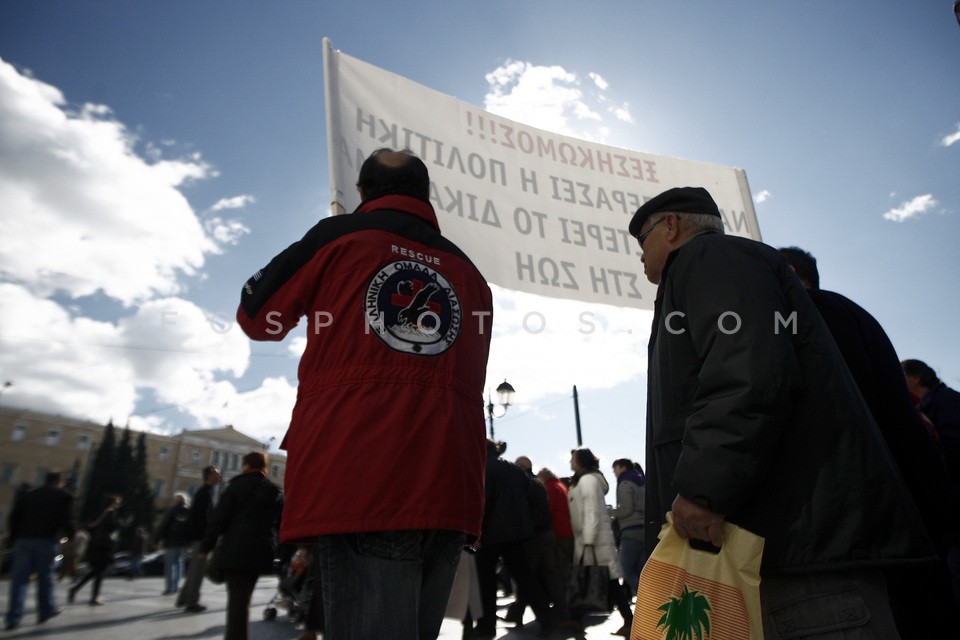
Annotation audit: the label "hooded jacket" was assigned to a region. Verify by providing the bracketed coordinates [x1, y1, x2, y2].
[237, 195, 492, 541]
[611, 470, 645, 533]
[645, 232, 934, 575]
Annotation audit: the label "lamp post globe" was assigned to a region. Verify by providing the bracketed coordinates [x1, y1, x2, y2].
[487, 379, 515, 440]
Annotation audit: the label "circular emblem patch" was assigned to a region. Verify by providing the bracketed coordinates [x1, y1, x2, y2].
[365, 260, 462, 355]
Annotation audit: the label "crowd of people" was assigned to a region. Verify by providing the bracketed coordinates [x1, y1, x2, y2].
[4, 453, 283, 640]
[5, 151, 960, 640]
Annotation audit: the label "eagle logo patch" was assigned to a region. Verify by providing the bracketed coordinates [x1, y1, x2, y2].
[365, 260, 461, 355]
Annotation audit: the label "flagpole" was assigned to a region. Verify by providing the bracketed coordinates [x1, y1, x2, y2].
[322, 37, 346, 216]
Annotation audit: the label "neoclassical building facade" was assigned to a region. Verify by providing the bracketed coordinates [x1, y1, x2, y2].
[0, 405, 286, 528]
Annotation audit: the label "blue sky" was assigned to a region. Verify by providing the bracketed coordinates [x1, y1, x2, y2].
[1, 1, 958, 478]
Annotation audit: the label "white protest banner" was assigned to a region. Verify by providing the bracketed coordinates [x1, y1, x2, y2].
[323, 39, 760, 310]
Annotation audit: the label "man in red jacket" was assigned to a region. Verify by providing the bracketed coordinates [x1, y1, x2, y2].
[237, 148, 493, 640]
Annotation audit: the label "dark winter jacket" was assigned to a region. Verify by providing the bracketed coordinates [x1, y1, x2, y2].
[920, 382, 960, 448]
[8, 484, 75, 542]
[201, 471, 283, 575]
[187, 483, 215, 542]
[645, 232, 935, 575]
[86, 509, 120, 568]
[156, 503, 190, 547]
[481, 455, 534, 546]
[526, 475, 553, 536]
[807, 288, 960, 551]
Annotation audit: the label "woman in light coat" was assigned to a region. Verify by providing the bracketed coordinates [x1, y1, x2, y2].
[568, 448, 633, 636]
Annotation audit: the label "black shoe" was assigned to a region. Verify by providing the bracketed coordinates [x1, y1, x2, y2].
[184, 604, 207, 613]
[38, 607, 64, 624]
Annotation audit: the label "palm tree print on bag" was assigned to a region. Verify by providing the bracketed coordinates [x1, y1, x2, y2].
[655, 585, 712, 640]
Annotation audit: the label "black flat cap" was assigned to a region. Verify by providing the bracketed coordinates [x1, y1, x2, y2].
[628, 186, 721, 238]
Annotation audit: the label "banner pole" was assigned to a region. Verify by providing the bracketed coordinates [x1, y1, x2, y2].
[322, 38, 346, 216]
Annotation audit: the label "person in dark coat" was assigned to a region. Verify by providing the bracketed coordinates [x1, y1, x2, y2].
[503, 457, 567, 628]
[177, 465, 221, 612]
[470, 440, 556, 639]
[69, 494, 122, 606]
[630, 187, 936, 638]
[780, 246, 960, 635]
[4, 470, 75, 630]
[156, 492, 191, 595]
[902, 358, 960, 492]
[200, 452, 283, 640]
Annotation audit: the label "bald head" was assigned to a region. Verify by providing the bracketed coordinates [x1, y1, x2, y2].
[356, 148, 430, 202]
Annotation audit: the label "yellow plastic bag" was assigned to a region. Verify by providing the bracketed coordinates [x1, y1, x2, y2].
[632, 513, 764, 640]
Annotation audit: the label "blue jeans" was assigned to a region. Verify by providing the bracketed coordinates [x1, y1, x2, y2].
[760, 569, 899, 638]
[618, 535, 644, 597]
[163, 546, 185, 593]
[318, 529, 465, 640]
[5, 538, 58, 626]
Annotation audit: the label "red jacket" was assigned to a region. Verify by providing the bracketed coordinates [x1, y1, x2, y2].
[237, 195, 493, 541]
[543, 478, 574, 540]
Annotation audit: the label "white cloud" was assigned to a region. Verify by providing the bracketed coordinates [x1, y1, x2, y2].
[754, 190, 771, 204]
[0, 57, 224, 306]
[0, 59, 263, 436]
[204, 217, 250, 246]
[940, 123, 960, 147]
[882, 194, 938, 222]
[126, 375, 298, 444]
[483, 60, 632, 141]
[0, 284, 253, 428]
[210, 194, 256, 211]
[589, 72, 609, 91]
[288, 335, 308, 357]
[484, 286, 650, 408]
[0, 283, 138, 422]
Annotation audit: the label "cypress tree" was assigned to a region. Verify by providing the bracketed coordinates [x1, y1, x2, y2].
[129, 432, 156, 535]
[80, 419, 117, 524]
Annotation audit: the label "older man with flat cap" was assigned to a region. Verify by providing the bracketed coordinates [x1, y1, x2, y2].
[631, 187, 938, 638]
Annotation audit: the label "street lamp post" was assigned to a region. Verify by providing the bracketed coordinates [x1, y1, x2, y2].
[486, 379, 515, 440]
[573, 385, 583, 446]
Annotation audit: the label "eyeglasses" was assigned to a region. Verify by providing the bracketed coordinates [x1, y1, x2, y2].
[635, 219, 663, 247]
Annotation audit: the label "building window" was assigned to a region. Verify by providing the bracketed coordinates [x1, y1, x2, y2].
[191, 450, 201, 467]
[159, 446, 169, 463]
[231, 453, 240, 471]
[12, 423, 27, 442]
[270, 464, 279, 478]
[152, 479, 165, 498]
[45, 429, 61, 446]
[77, 433, 91, 451]
[0, 462, 17, 485]
[212, 450, 221, 466]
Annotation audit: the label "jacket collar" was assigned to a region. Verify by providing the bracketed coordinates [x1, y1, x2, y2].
[356, 194, 440, 232]
[656, 229, 721, 301]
